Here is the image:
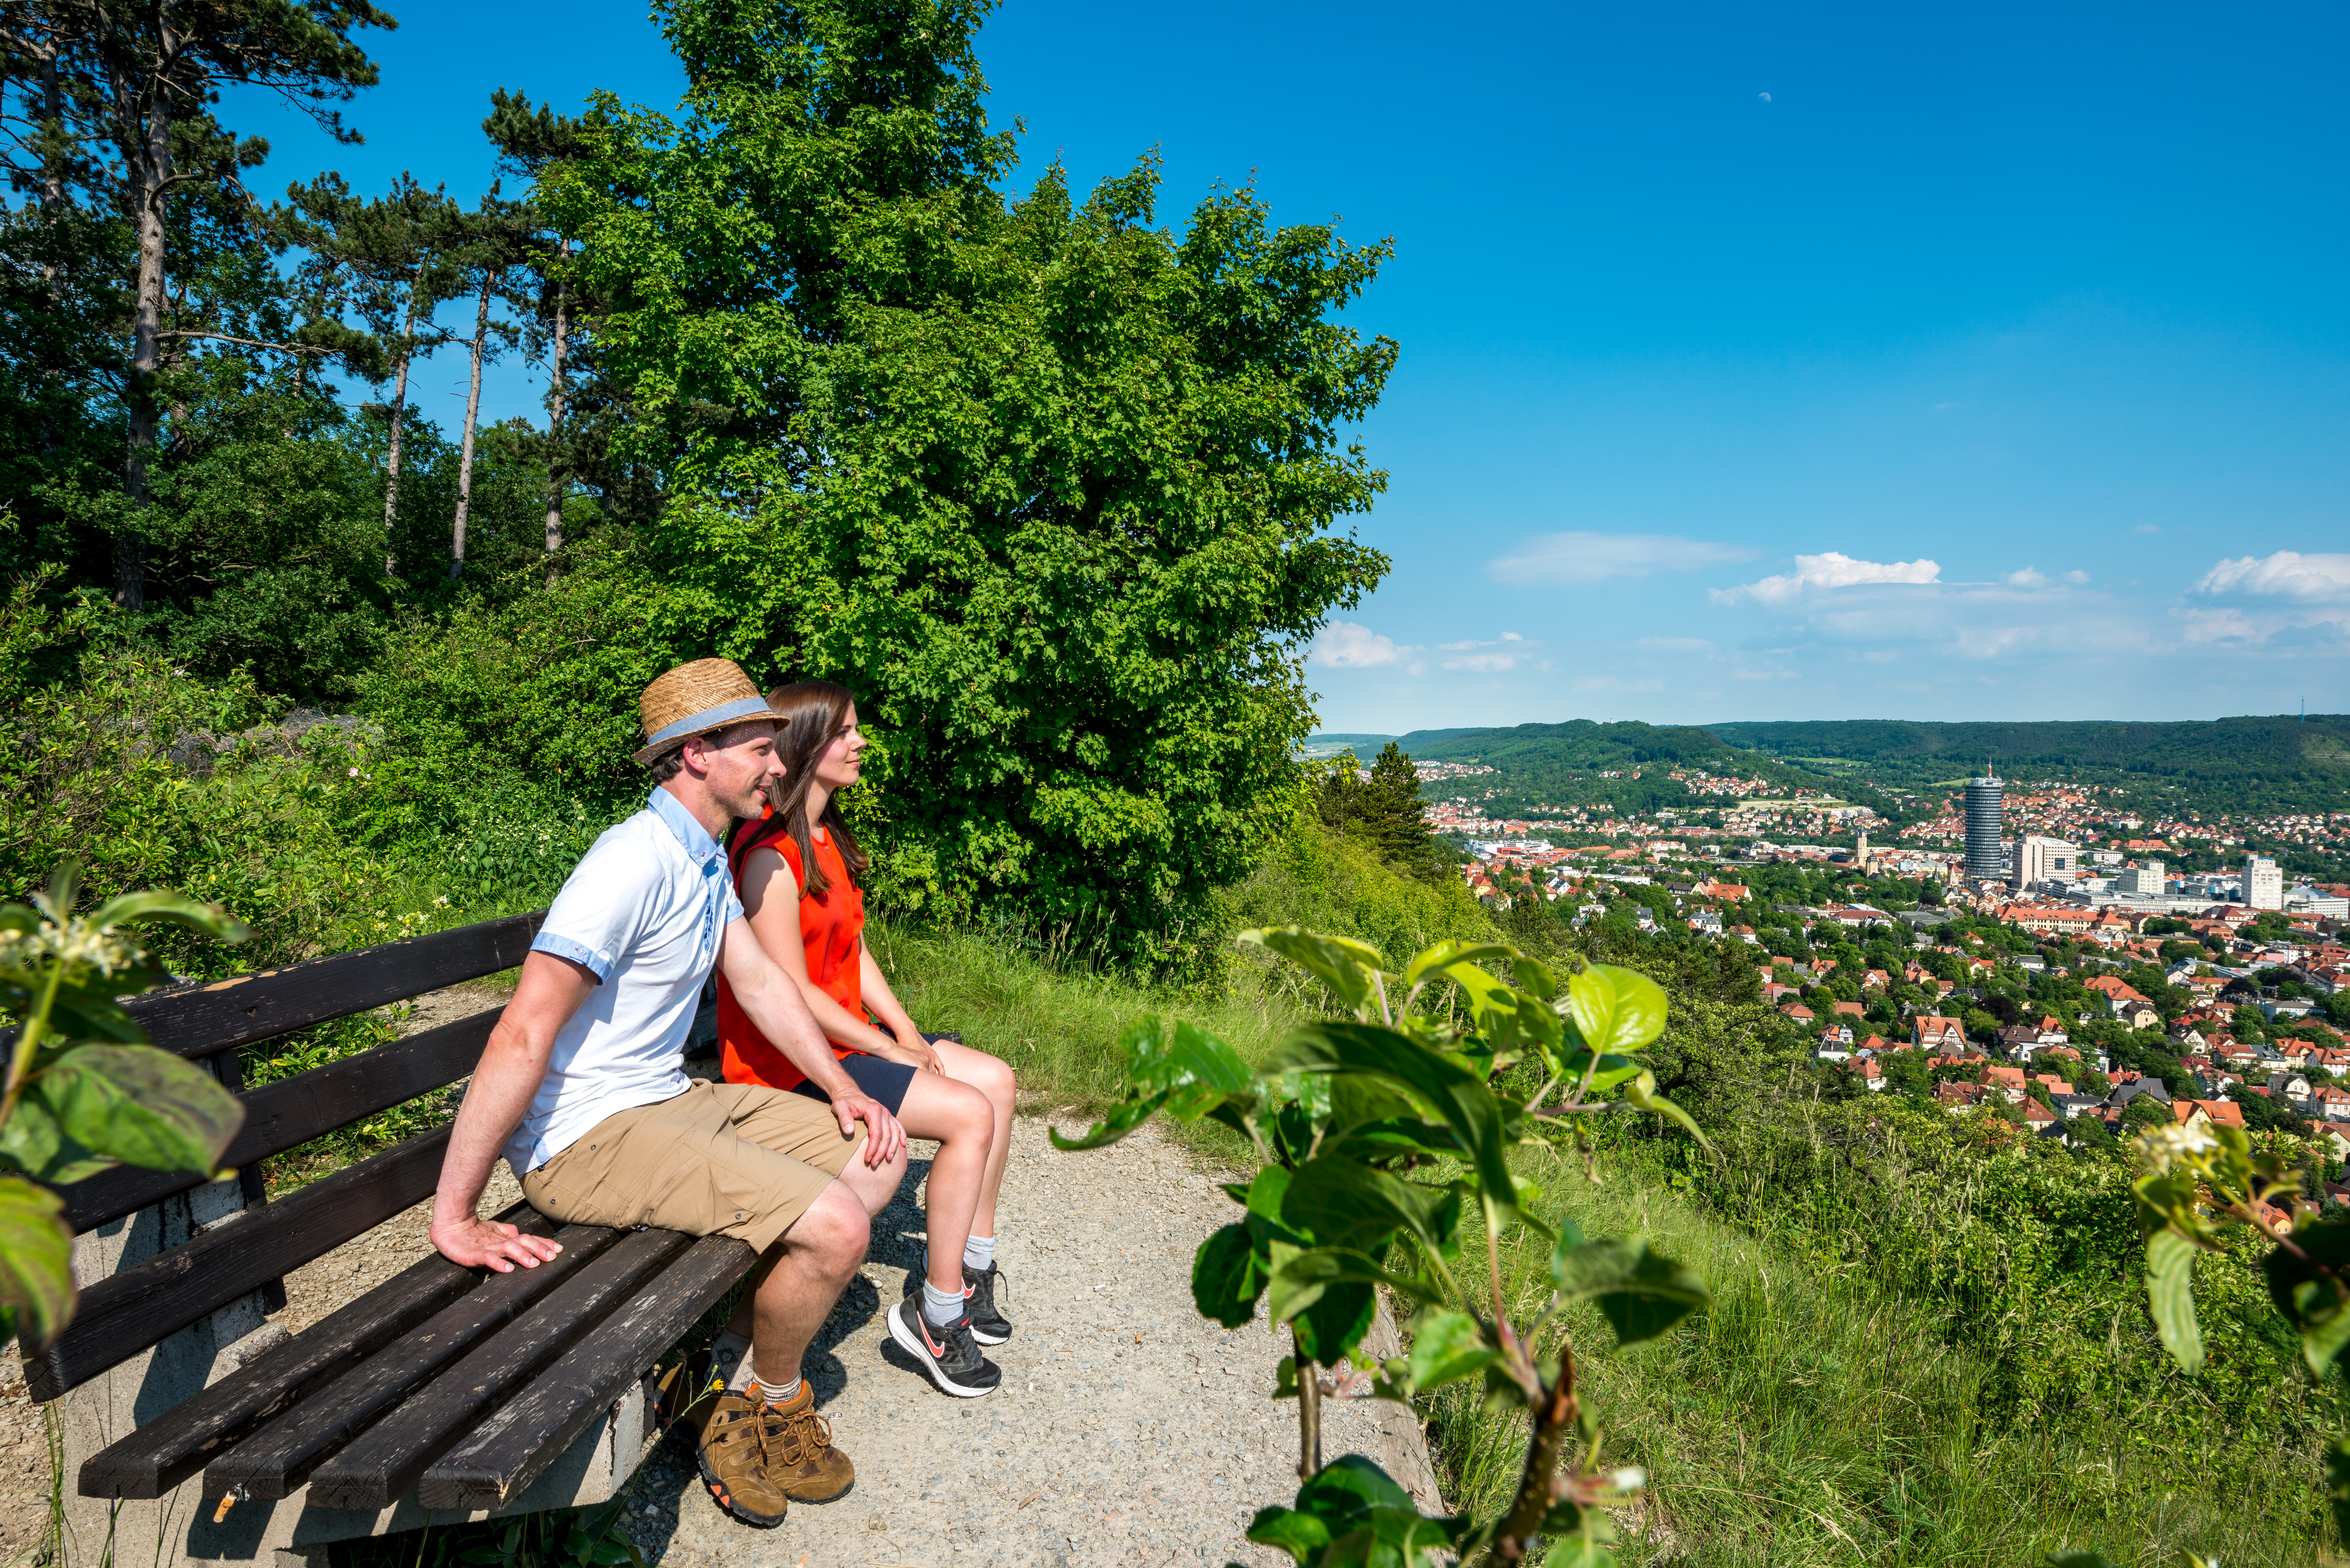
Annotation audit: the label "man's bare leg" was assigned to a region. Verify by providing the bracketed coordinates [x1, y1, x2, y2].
[716, 1179, 874, 1384]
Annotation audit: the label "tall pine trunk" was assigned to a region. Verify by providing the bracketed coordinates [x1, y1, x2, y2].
[542, 245, 568, 586]
[116, 31, 178, 613]
[451, 272, 491, 580]
[379, 271, 427, 576]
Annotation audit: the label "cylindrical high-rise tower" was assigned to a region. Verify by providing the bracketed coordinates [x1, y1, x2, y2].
[1963, 775, 2005, 880]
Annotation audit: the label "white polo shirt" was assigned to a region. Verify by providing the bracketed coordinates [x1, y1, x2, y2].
[505, 788, 744, 1176]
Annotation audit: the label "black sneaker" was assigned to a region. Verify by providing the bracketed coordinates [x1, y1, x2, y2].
[887, 1298, 1002, 1398]
[964, 1262, 1012, 1345]
[902, 1263, 1013, 1346]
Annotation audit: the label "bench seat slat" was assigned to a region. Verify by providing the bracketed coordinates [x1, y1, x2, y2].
[57, 1010, 500, 1234]
[305, 1226, 699, 1513]
[127, 914, 544, 1059]
[26, 1126, 453, 1402]
[74, 1203, 545, 1500]
[204, 1222, 625, 1500]
[417, 1234, 756, 1513]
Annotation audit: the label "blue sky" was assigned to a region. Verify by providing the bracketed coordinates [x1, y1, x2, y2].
[227, 0, 2350, 732]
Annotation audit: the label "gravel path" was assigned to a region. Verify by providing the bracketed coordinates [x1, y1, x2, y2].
[619, 1115, 1442, 1568]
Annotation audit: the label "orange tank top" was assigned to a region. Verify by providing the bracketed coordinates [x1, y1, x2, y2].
[716, 808, 867, 1092]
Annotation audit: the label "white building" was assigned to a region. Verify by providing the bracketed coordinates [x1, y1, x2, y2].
[2013, 836, 2082, 892]
[2243, 854, 2284, 912]
[2118, 859, 2166, 896]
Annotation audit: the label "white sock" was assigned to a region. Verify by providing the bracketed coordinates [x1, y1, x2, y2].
[711, 1330, 755, 1394]
[755, 1372, 802, 1407]
[922, 1279, 965, 1328]
[963, 1234, 995, 1272]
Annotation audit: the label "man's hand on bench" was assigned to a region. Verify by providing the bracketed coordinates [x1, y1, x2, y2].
[431, 1214, 565, 1273]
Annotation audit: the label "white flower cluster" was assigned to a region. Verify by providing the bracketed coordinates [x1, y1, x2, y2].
[0, 911, 146, 980]
[2134, 1120, 2219, 1174]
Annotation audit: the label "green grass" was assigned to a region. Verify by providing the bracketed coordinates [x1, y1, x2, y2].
[1427, 1151, 2328, 1567]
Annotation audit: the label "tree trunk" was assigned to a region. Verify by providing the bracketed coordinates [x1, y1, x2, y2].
[379, 271, 427, 576]
[542, 245, 569, 587]
[116, 23, 178, 613]
[451, 272, 491, 581]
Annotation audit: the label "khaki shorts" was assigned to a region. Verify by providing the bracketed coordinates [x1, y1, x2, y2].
[522, 1080, 865, 1254]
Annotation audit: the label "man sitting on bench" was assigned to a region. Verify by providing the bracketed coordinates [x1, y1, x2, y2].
[428, 658, 908, 1529]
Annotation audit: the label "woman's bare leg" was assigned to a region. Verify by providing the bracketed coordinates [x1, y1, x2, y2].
[891, 1072, 994, 1294]
[932, 1041, 1017, 1239]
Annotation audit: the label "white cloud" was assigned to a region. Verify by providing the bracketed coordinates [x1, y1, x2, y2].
[1712, 552, 1942, 605]
[2065, 569, 2090, 584]
[1444, 653, 1521, 672]
[2133, 524, 2162, 535]
[1310, 621, 1417, 668]
[2002, 567, 2049, 588]
[2194, 551, 2350, 601]
[1487, 531, 1753, 585]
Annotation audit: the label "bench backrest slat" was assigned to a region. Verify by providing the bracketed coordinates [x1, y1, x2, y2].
[129, 912, 545, 1059]
[57, 1009, 500, 1234]
[26, 1125, 453, 1402]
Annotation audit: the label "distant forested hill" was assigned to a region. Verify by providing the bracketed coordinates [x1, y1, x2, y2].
[1706, 716, 2350, 780]
[1304, 721, 1870, 818]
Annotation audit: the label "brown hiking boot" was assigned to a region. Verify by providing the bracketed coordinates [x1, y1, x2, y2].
[682, 1386, 792, 1527]
[762, 1380, 856, 1502]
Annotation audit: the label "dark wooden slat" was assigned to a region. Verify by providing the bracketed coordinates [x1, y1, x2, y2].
[128, 913, 544, 1059]
[25, 1127, 454, 1402]
[417, 1234, 755, 1512]
[204, 1223, 624, 1500]
[56, 1010, 499, 1233]
[306, 1227, 700, 1513]
[75, 1203, 544, 1500]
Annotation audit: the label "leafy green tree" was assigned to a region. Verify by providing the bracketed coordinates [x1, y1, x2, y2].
[483, 0, 1395, 960]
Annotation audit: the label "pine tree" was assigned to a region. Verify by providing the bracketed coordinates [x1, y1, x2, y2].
[445, 181, 529, 580]
[286, 170, 461, 576]
[0, 0, 392, 607]
[481, 89, 587, 582]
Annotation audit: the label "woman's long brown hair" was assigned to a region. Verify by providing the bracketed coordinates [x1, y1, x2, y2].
[763, 680, 869, 899]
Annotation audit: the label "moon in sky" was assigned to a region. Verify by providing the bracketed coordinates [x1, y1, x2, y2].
[1758, 91, 1772, 101]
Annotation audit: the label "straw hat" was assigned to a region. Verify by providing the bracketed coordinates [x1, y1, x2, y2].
[633, 659, 789, 766]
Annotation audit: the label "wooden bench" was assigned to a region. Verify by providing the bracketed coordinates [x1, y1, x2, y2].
[30, 914, 741, 1568]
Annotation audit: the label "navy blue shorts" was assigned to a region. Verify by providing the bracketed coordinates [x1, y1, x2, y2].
[788, 1031, 954, 1116]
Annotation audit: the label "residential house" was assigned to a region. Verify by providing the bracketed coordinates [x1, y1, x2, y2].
[1914, 1016, 1967, 1052]
[1781, 1002, 1816, 1023]
[1934, 1081, 1990, 1113]
[2174, 1098, 2245, 1131]
[1833, 1000, 1865, 1019]
[1985, 1064, 2028, 1103]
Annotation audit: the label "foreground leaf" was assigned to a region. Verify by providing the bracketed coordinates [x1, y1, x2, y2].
[1550, 1234, 1710, 1346]
[0, 1175, 76, 1352]
[1404, 1308, 1504, 1392]
[1268, 1023, 1520, 1226]
[2143, 1227, 2204, 1375]
[1565, 964, 1668, 1056]
[37, 1045, 243, 1173]
[1241, 928, 1386, 1017]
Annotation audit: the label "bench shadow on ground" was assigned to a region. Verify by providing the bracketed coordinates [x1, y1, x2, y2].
[623, 1154, 937, 1558]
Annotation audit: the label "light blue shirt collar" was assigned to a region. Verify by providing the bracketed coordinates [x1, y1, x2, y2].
[648, 786, 725, 869]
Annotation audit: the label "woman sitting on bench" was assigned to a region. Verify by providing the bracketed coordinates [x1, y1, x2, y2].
[715, 680, 1018, 1400]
